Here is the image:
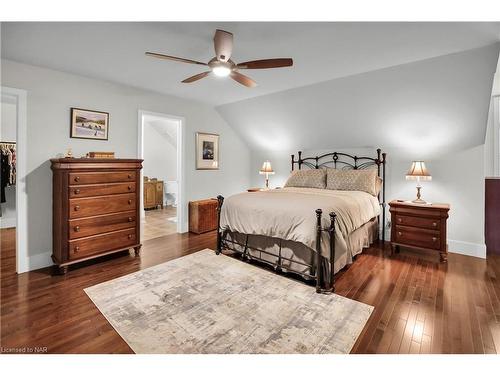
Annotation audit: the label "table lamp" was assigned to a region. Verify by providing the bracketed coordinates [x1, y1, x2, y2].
[406, 161, 432, 204]
[259, 161, 275, 189]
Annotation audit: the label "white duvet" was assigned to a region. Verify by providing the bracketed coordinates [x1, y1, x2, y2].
[220, 187, 381, 258]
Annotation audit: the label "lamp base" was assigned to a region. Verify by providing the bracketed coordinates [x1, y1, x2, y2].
[412, 186, 427, 204]
[411, 198, 428, 204]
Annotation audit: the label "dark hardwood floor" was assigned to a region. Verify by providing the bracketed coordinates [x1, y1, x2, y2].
[1, 227, 500, 354]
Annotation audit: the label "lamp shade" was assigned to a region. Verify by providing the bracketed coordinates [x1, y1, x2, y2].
[259, 160, 275, 174]
[406, 161, 432, 181]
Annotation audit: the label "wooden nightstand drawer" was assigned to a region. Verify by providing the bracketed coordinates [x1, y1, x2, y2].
[394, 215, 439, 230]
[395, 225, 440, 250]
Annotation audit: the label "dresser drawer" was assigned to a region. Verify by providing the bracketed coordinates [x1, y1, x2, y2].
[69, 210, 136, 239]
[394, 215, 439, 230]
[68, 228, 137, 260]
[395, 225, 440, 250]
[69, 193, 136, 219]
[69, 171, 135, 185]
[69, 182, 136, 198]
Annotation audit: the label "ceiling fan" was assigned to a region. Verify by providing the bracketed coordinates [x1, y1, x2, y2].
[145, 29, 293, 88]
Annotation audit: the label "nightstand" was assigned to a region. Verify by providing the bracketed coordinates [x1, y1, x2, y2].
[389, 200, 450, 262]
[247, 188, 264, 192]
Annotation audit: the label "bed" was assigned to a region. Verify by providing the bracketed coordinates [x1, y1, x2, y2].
[215, 149, 387, 293]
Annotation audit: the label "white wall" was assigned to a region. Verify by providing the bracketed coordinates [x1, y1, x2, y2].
[0, 59, 250, 271]
[143, 119, 177, 183]
[484, 54, 500, 177]
[0, 99, 17, 228]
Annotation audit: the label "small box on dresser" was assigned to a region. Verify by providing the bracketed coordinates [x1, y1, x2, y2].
[389, 200, 450, 262]
[51, 158, 143, 274]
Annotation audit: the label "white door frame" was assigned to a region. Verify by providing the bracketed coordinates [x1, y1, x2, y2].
[137, 110, 186, 233]
[1, 86, 28, 273]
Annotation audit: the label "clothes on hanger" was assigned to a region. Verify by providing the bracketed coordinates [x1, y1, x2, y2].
[0, 142, 16, 204]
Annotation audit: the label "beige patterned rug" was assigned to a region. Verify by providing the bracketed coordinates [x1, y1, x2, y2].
[85, 249, 373, 354]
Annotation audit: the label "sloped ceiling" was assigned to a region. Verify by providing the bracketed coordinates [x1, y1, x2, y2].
[2, 22, 500, 106]
[216, 43, 500, 158]
[144, 115, 178, 147]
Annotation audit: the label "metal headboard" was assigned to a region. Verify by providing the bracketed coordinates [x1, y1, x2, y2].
[291, 148, 387, 242]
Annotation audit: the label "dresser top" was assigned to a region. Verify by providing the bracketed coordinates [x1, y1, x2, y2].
[50, 158, 143, 163]
[389, 199, 450, 210]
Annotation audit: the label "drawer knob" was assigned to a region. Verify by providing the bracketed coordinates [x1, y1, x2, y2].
[128, 199, 132, 204]
[397, 218, 402, 223]
[74, 189, 80, 194]
[433, 222, 437, 227]
[74, 205, 80, 211]
[128, 217, 133, 222]
[398, 232, 402, 236]
[128, 174, 132, 179]
[432, 237, 437, 242]
[74, 226, 80, 232]
[128, 234, 133, 239]
[74, 176, 80, 182]
[128, 186, 132, 190]
[74, 246, 80, 252]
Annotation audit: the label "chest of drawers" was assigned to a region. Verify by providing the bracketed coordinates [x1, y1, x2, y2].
[389, 200, 450, 262]
[51, 158, 143, 274]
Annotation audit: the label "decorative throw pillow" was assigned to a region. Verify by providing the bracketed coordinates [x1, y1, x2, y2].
[326, 169, 380, 196]
[284, 169, 326, 189]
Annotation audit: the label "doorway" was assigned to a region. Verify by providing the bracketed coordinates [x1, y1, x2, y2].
[1, 86, 27, 274]
[138, 110, 185, 241]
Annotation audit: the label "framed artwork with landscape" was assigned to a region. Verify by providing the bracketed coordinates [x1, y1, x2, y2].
[196, 132, 219, 170]
[70, 108, 109, 140]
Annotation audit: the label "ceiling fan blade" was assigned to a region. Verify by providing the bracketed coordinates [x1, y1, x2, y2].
[145, 52, 207, 66]
[237, 58, 293, 69]
[214, 29, 233, 62]
[181, 71, 211, 83]
[230, 71, 257, 88]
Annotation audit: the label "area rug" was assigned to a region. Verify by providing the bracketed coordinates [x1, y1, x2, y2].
[84, 249, 373, 354]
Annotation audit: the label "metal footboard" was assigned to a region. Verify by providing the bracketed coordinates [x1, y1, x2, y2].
[216, 195, 336, 294]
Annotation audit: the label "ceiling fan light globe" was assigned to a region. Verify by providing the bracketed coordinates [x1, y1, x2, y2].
[212, 66, 231, 77]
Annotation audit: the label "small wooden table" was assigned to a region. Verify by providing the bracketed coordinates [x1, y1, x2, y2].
[389, 200, 450, 262]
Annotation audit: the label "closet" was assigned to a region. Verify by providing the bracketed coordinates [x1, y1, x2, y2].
[0, 141, 16, 228]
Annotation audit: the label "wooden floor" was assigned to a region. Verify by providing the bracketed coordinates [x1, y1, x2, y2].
[1, 227, 500, 354]
[141, 206, 177, 241]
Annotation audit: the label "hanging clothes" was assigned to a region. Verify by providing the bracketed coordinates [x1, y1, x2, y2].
[0, 142, 16, 203]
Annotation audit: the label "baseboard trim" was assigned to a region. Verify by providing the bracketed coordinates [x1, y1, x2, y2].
[0, 217, 16, 228]
[384, 230, 485, 259]
[448, 240, 486, 259]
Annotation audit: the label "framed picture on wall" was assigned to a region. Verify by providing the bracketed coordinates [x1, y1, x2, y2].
[196, 132, 219, 170]
[70, 108, 109, 140]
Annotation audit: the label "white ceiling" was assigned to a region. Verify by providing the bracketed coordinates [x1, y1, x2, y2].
[2, 22, 500, 106]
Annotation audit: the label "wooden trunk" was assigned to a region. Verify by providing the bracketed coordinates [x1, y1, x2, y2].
[51, 158, 143, 273]
[189, 199, 218, 234]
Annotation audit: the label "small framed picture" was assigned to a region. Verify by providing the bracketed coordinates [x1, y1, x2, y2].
[70, 108, 109, 140]
[196, 132, 219, 170]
